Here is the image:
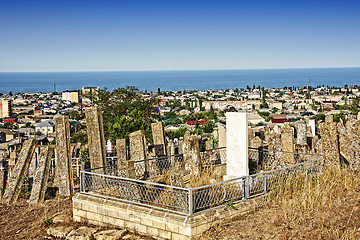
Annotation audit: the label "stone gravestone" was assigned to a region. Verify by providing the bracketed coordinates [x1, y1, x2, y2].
[55, 115, 74, 197]
[224, 112, 248, 180]
[182, 134, 201, 176]
[116, 139, 134, 178]
[218, 125, 227, 163]
[297, 123, 307, 145]
[309, 119, 316, 137]
[29, 145, 54, 204]
[85, 107, 106, 170]
[281, 124, 295, 165]
[151, 122, 167, 157]
[319, 120, 340, 167]
[2, 139, 37, 203]
[129, 130, 147, 178]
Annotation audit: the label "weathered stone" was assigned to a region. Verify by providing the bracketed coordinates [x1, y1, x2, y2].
[93, 229, 127, 240]
[296, 123, 307, 145]
[205, 138, 214, 150]
[66, 226, 97, 240]
[129, 130, 147, 177]
[170, 171, 185, 187]
[116, 139, 134, 178]
[2, 139, 37, 203]
[337, 119, 360, 169]
[28, 146, 40, 178]
[29, 145, 54, 204]
[319, 121, 340, 167]
[325, 114, 333, 123]
[218, 125, 226, 148]
[0, 170, 7, 199]
[182, 134, 201, 176]
[55, 115, 74, 196]
[249, 136, 262, 149]
[52, 214, 72, 223]
[47, 226, 75, 238]
[280, 124, 295, 165]
[85, 107, 106, 170]
[151, 122, 167, 157]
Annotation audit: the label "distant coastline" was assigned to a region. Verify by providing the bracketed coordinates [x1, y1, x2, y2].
[0, 67, 359, 94]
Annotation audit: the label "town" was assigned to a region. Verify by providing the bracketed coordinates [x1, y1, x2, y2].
[1, 84, 359, 152]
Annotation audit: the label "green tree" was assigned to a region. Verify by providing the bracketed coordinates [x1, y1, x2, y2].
[201, 121, 215, 133]
[87, 87, 160, 143]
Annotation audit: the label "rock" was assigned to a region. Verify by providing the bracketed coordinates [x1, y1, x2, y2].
[47, 226, 75, 238]
[52, 214, 72, 224]
[94, 229, 127, 240]
[121, 235, 132, 240]
[66, 226, 97, 240]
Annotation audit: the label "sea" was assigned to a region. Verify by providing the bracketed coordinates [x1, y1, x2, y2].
[0, 68, 359, 94]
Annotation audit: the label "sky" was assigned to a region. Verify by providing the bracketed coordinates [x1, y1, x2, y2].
[0, 0, 359, 72]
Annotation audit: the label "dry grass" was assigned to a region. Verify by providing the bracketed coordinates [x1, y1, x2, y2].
[199, 166, 360, 239]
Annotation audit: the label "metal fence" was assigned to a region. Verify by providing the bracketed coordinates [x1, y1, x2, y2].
[80, 154, 322, 216]
[200, 147, 226, 166]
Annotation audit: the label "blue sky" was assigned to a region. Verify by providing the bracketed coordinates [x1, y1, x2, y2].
[0, 0, 359, 72]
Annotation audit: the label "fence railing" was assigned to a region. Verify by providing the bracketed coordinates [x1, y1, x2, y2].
[200, 147, 226, 166]
[80, 155, 322, 216]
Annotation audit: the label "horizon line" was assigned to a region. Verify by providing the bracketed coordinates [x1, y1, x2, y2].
[0, 66, 360, 73]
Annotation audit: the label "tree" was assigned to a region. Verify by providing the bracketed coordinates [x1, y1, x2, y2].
[87, 87, 160, 143]
[201, 121, 215, 133]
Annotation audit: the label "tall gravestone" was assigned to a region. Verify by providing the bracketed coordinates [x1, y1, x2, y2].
[2, 139, 37, 203]
[319, 116, 340, 167]
[29, 145, 54, 204]
[55, 115, 74, 196]
[281, 124, 295, 165]
[297, 123, 307, 145]
[151, 122, 167, 157]
[224, 112, 248, 180]
[129, 130, 147, 177]
[85, 107, 106, 170]
[309, 119, 316, 137]
[182, 134, 201, 176]
[116, 139, 134, 177]
[218, 125, 227, 163]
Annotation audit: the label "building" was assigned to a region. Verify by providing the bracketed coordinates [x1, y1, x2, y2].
[0, 128, 15, 141]
[62, 90, 80, 103]
[35, 120, 55, 135]
[0, 100, 12, 118]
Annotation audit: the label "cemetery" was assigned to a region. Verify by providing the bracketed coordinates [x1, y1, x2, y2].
[4, 106, 360, 239]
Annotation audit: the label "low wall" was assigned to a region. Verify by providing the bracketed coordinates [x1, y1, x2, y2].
[73, 193, 263, 240]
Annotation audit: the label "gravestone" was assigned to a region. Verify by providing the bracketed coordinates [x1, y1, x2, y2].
[85, 107, 106, 170]
[309, 119, 316, 137]
[151, 122, 167, 157]
[182, 134, 201, 176]
[297, 123, 307, 145]
[55, 115, 74, 196]
[281, 124, 295, 165]
[224, 112, 248, 180]
[129, 130, 147, 177]
[29, 145, 54, 204]
[116, 139, 134, 177]
[205, 138, 214, 150]
[2, 139, 37, 203]
[319, 121, 340, 167]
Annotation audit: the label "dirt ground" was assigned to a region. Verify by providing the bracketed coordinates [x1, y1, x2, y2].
[0, 198, 153, 240]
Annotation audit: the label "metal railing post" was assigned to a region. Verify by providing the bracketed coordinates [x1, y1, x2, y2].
[263, 173, 267, 193]
[245, 176, 249, 199]
[188, 189, 193, 215]
[80, 171, 84, 192]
